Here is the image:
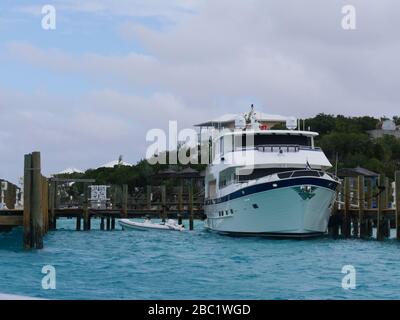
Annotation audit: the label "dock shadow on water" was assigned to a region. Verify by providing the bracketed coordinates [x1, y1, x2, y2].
[1, 219, 400, 300]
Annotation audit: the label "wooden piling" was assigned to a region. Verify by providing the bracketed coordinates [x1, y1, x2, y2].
[178, 185, 183, 215]
[42, 177, 49, 233]
[146, 186, 152, 210]
[23, 154, 32, 249]
[83, 183, 89, 231]
[100, 217, 105, 230]
[49, 180, 56, 230]
[113, 186, 118, 210]
[161, 185, 167, 222]
[76, 217, 81, 231]
[106, 217, 111, 231]
[395, 171, 400, 240]
[189, 184, 194, 231]
[377, 174, 385, 241]
[383, 177, 391, 238]
[31, 152, 43, 249]
[122, 184, 128, 218]
[358, 176, 366, 238]
[111, 217, 115, 230]
[366, 179, 372, 210]
[342, 177, 351, 238]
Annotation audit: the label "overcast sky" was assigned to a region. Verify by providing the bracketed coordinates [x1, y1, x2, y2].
[1, 0, 400, 183]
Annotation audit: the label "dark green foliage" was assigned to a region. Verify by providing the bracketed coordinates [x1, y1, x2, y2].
[55, 155, 206, 190]
[307, 114, 399, 178]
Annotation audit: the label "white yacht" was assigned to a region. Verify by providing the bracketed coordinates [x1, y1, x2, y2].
[196, 106, 339, 238]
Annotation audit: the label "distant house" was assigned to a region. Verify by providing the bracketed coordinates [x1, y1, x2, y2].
[0, 179, 20, 209]
[368, 119, 400, 139]
[382, 119, 396, 131]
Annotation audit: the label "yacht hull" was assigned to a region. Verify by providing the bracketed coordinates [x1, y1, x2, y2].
[204, 177, 338, 238]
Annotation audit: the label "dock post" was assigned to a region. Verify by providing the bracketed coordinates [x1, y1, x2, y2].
[189, 183, 194, 231]
[111, 217, 115, 230]
[383, 177, 390, 238]
[178, 185, 183, 215]
[395, 171, 400, 240]
[161, 185, 167, 222]
[106, 217, 111, 231]
[113, 186, 118, 210]
[350, 178, 358, 237]
[178, 185, 183, 226]
[358, 176, 366, 238]
[366, 178, 373, 236]
[31, 151, 43, 249]
[100, 217, 105, 230]
[45, 178, 49, 233]
[83, 183, 90, 231]
[146, 186, 152, 211]
[342, 177, 351, 238]
[122, 184, 128, 218]
[377, 174, 385, 241]
[48, 180, 56, 230]
[23, 154, 32, 249]
[76, 217, 81, 231]
[366, 178, 372, 210]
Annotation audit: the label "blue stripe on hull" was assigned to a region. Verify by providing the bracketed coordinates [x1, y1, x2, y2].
[205, 177, 338, 206]
[205, 227, 325, 239]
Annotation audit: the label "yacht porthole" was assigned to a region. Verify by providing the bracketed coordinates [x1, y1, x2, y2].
[273, 183, 278, 187]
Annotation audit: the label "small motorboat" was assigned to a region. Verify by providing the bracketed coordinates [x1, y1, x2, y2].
[119, 218, 185, 232]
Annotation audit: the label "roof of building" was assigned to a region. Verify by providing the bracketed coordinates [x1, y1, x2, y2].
[177, 167, 200, 178]
[157, 168, 177, 176]
[337, 166, 379, 177]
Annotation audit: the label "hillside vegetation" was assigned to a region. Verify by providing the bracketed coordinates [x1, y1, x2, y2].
[57, 114, 400, 186]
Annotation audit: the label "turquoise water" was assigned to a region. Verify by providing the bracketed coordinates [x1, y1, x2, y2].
[1, 219, 400, 300]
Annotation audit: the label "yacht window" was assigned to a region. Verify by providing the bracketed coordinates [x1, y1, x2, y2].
[219, 167, 237, 188]
[230, 209, 234, 214]
[292, 170, 320, 177]
[235, 133, 311, 149]
[252, 204, 259, 209]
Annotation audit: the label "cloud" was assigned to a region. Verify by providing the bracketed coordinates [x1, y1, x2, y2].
[2, 0, 400, 181]
[13, 0, 203, 21]
[0, 88, 204, 181]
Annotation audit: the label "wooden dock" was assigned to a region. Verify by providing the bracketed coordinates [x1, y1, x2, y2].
[1, 151, 400, 248]
[328, 172, 400, 240]
[0, 152, 204, 248]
